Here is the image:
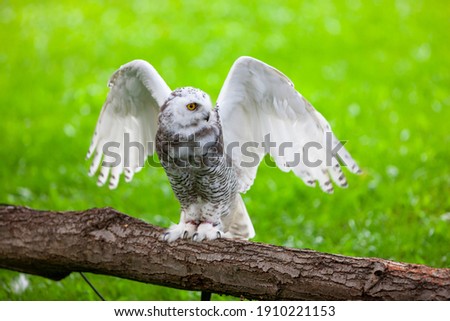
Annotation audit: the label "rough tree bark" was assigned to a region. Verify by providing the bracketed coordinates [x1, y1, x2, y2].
[0, 205, 449, 300]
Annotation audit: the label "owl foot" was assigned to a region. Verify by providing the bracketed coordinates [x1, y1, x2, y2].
[161, 221, 198, 242]
[192, 222, 225, 242]
[162, 221, 227, 242]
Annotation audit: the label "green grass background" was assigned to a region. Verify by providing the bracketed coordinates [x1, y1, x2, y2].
[1, 0, 449, 300]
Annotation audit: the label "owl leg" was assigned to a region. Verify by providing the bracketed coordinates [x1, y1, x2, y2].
[193, 203, 229, 241]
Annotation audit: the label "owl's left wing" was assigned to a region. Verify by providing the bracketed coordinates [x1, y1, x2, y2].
[86, 60, 171, 189]
[217, 56, 361, 194]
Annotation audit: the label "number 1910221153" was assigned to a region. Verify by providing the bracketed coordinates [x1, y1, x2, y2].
[256, 305, 335, 317]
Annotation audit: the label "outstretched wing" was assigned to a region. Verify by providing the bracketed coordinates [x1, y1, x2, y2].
[86, 60, 171, 189]
[217, 56, 360, 194]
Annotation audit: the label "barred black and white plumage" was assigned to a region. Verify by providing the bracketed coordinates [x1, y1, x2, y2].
[86, 56, 361, 242]
[155, 95, 247, 241]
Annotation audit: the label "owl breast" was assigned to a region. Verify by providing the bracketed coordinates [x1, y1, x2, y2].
[156, 109, 237, 211]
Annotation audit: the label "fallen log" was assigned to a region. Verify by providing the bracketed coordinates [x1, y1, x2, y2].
[0, 205, 449, 300]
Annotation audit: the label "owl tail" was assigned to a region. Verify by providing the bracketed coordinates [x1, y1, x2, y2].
[223, 194, 255, 240]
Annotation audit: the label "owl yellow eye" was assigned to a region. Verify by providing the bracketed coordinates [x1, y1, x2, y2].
[186, 102, 198, 111]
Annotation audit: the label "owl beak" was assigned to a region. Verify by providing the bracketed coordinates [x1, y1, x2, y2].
[204, 112, 210, 122]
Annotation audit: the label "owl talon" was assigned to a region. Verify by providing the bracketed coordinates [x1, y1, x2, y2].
[161, 223, 187, 242]
[194, 222, 223, 241]
[162, 219, 225, 242]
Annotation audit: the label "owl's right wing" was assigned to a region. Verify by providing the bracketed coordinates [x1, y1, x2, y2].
[86, 60, 171, 189]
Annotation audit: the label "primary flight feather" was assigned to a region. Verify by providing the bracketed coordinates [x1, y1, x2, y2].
[87, 56, 361, 242]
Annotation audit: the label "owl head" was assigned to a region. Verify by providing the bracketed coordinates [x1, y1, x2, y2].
[160, 87, 213, 130]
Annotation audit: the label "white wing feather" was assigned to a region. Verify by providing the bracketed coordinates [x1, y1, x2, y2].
[86, 60, 171, 189]
[217, 56, 360, 194]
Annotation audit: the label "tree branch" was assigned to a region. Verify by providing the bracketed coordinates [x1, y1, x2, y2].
[0, 205, 449, 300]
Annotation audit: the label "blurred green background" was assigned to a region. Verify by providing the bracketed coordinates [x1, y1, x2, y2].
[1, 0, 449, 300]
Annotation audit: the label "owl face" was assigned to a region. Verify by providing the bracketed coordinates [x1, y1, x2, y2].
[161, 87, 213, 131]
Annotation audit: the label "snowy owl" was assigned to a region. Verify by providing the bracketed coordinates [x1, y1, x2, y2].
[86, 56, 361, 242]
